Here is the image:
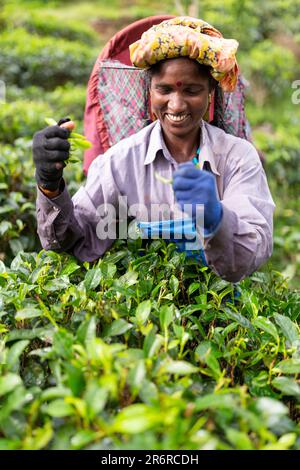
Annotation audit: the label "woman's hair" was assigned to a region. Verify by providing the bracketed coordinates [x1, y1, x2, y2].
[146, 58, 218, 92]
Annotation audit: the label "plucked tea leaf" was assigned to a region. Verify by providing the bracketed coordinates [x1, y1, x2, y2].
[154, 172, 173, 185]
[69, 137, 92, 149]
[44, 118, 57, 126]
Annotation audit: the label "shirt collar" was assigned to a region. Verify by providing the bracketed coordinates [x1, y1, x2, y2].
[144, 120, 220, 176]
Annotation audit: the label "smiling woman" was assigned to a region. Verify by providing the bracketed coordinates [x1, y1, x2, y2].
[33, 16, 275, 283]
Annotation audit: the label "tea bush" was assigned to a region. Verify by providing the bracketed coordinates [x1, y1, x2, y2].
[2, 84, 87, 143]
[0, 29, 98, 89]
[0, 101, 53, 144]
[0, 140, 39, 261]
[45, 83, 87, 124]
[240, 41, 297, 101]
[1, 9, 99, 45]
[0, 241, 299, 450]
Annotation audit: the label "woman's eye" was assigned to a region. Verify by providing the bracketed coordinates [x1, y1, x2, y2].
[159, 88, 172, 94]
[185, 89, 202, 95]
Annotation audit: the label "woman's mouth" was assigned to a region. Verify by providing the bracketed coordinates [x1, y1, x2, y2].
[165, 113, 190, 124]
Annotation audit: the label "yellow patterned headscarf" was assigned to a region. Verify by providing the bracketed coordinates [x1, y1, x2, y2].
[129, 17, 239, 92]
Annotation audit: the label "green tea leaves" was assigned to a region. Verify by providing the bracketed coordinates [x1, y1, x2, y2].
[15, 307, 42, 321]
[0, 374, 22, 397]
[274, 313, 300, 346]
[113, 404, 161, 434]
[272, 377, 300, 397]
[253, 316, 279, 340]
[44, 118, 57, 126]
[103, 319, 133, 337]
[154, 172, 173, 185]
[135, 300, 152, 326]
[44, 117, 92, 164]
[0, 240, 299, 449]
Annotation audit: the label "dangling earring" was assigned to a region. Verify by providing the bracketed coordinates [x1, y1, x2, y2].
[208, 94, 212, 104]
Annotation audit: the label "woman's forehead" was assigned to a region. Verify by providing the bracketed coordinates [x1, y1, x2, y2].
[151, 58, 209, 84]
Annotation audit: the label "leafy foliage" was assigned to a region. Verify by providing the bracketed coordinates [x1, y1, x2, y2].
[0, 29, 98, 89]
[0, 8, 99, 45]
[0, 139, 39, 262]
[0, 101, 53, 144]
[6, 84, 87, 125]
[0, 0, 299, 450]
[0, 241, 299, 450]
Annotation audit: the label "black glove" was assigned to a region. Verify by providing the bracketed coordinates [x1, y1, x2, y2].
[32, 118, 71, 191]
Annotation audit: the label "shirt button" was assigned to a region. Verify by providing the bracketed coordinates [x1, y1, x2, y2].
[51, 240, 58, 245]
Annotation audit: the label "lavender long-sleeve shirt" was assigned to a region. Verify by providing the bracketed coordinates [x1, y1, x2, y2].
[36, 120, 275, 282]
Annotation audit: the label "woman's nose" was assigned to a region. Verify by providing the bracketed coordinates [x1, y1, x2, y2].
[168, 92, 187, 112]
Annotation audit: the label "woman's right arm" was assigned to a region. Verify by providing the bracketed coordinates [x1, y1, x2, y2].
[33, 125, 120, 262]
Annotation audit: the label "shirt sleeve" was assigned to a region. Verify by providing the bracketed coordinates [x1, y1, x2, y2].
[36, 154, 120, 262]
[204, 144, 275, 282]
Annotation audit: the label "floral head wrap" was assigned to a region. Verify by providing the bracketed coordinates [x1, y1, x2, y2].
[129, 17, 239, 92]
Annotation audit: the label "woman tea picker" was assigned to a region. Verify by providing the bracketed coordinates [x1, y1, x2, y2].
[33, 17, 275, 282]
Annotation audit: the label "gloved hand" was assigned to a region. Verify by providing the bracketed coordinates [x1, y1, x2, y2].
[32, 117, 72, 191]
[173, 162, 223, 236]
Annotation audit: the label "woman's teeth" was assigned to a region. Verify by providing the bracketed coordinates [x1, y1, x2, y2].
[165, 113, 188, 122]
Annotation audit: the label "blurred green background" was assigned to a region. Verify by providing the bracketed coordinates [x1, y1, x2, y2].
[0, 0, 299, 289]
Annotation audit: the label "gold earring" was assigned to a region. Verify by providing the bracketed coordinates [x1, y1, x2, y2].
[208, 94, 212, 104]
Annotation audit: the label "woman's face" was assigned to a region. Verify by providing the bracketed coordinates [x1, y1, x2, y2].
[150, 58, 210, 140]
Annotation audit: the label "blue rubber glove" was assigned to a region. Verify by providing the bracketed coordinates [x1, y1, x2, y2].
[173, 162, 223, 237]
